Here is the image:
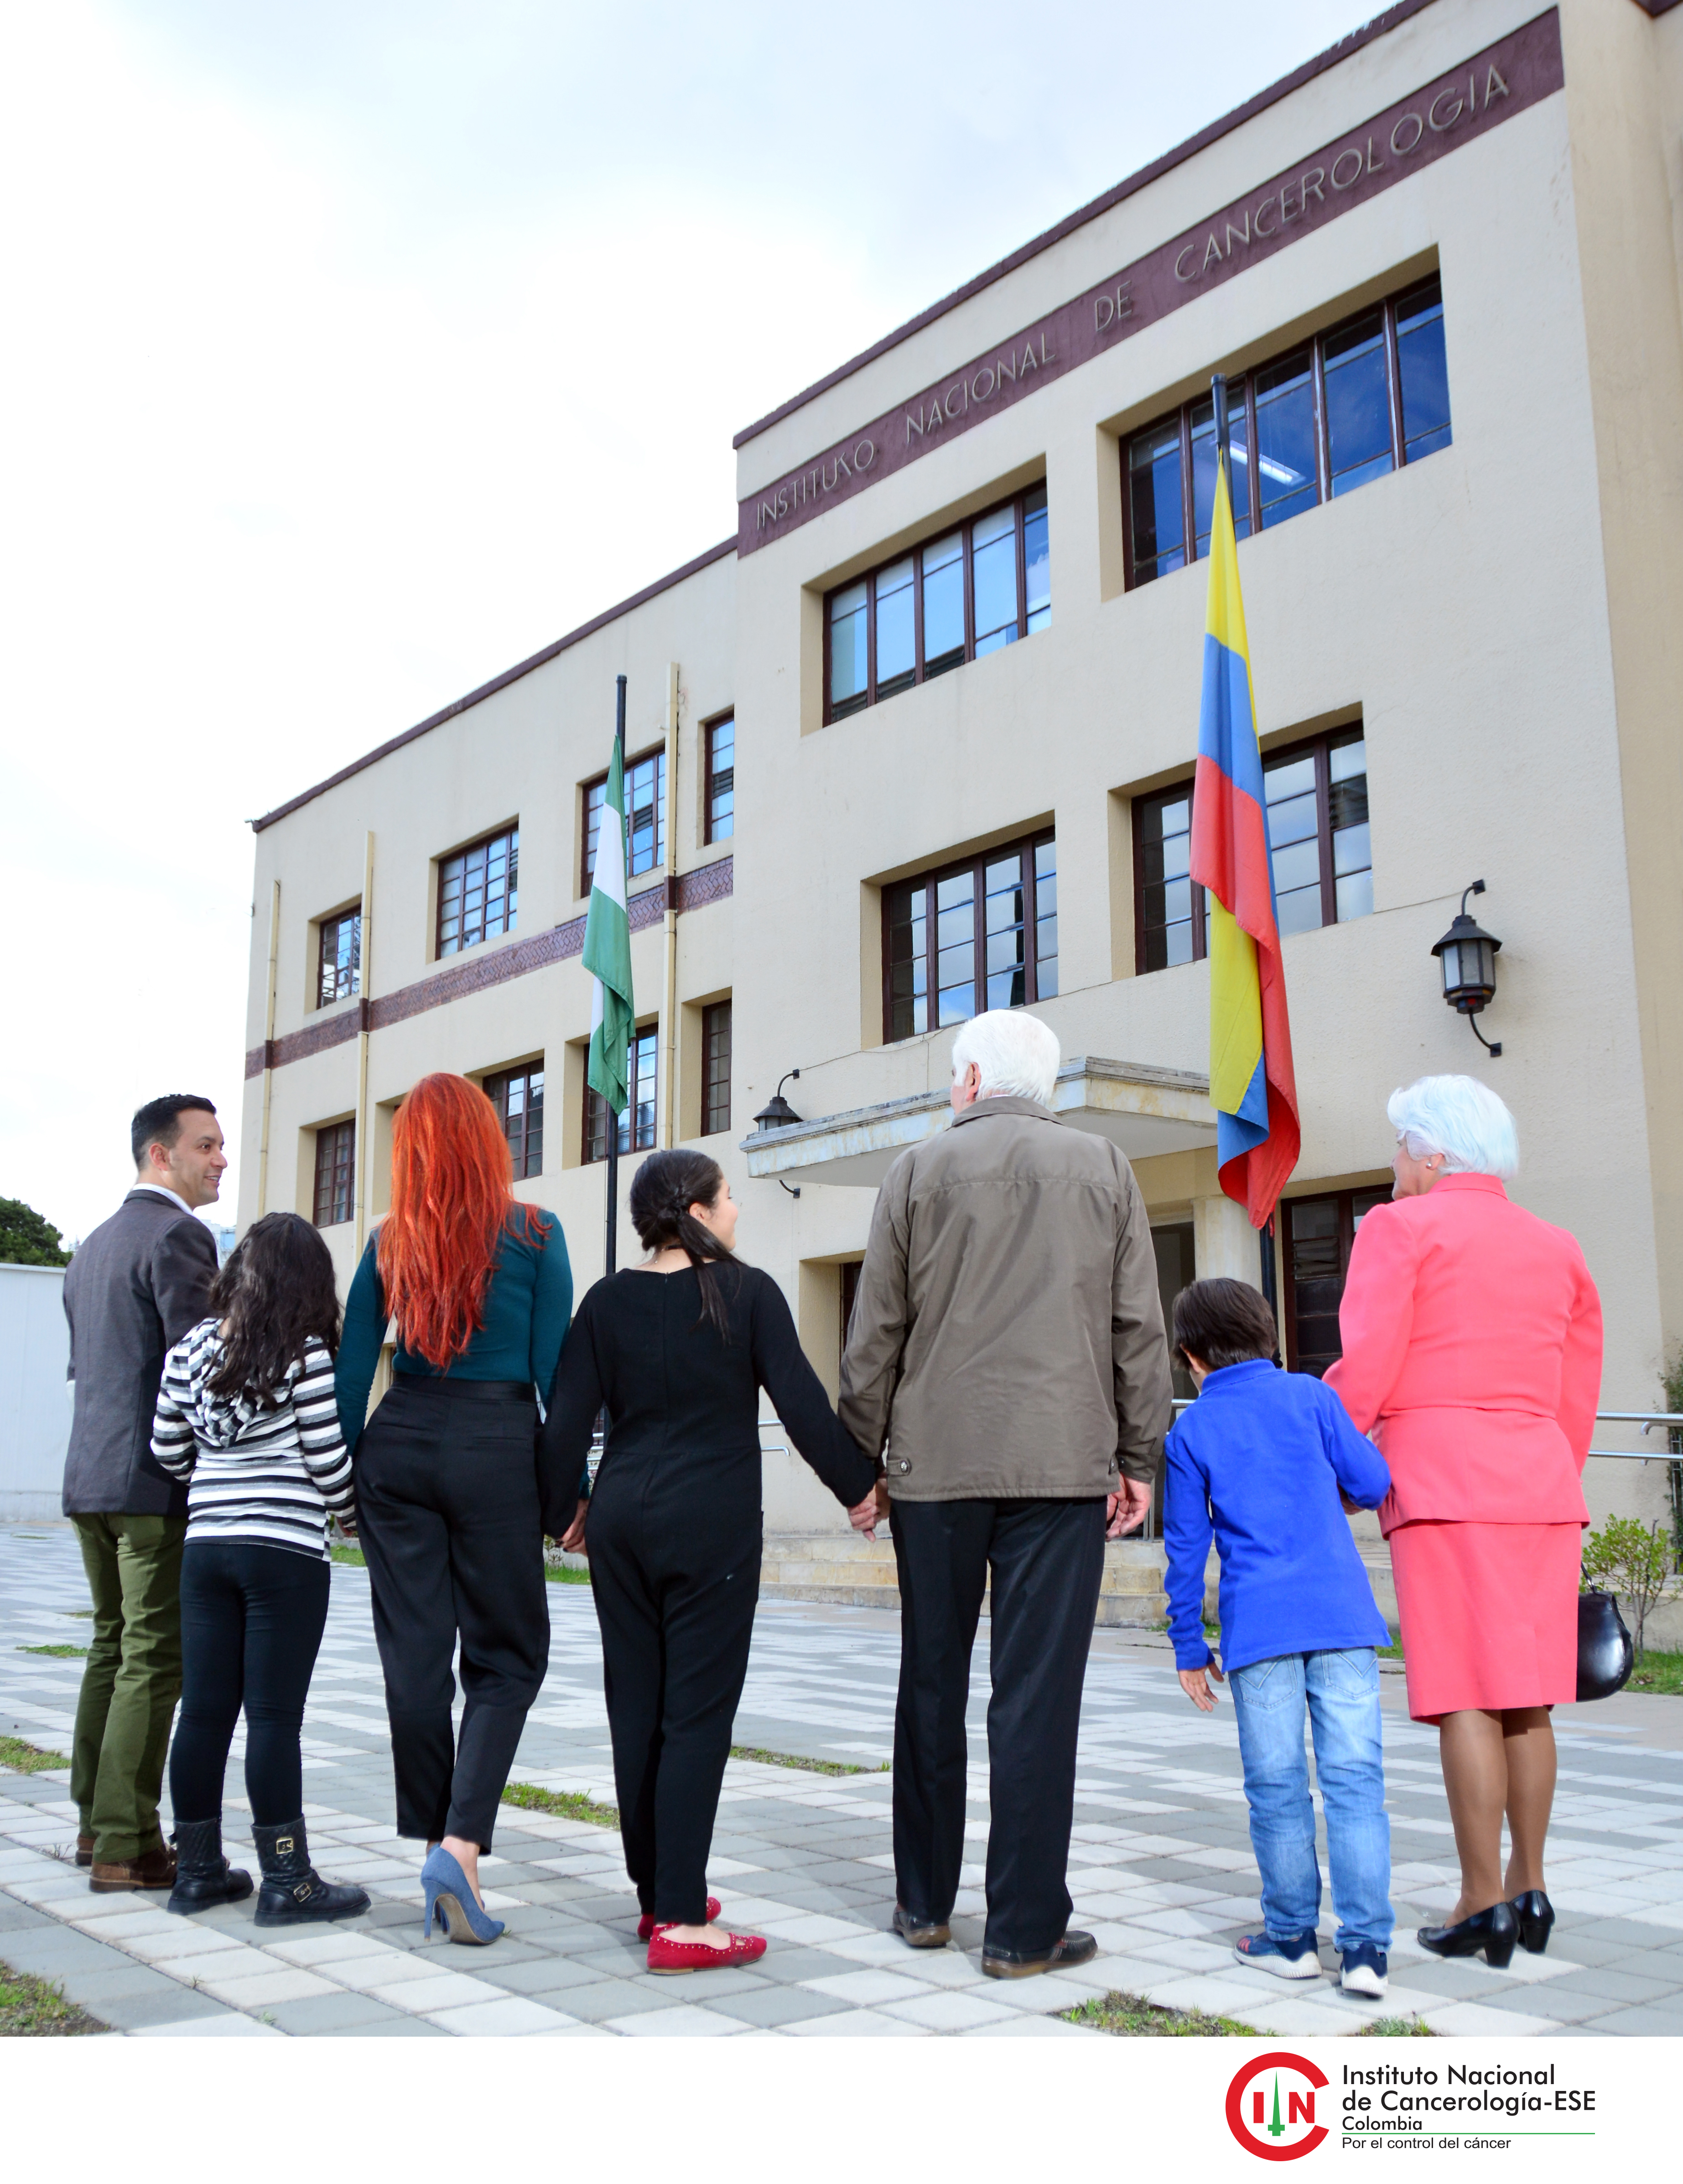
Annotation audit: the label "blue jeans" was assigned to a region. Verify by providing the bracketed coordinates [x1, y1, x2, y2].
[1228, 1648, 1392, 1954]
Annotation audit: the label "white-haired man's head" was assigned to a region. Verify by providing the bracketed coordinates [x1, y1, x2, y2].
[949, 1010, 1061, 1113]
[1386, 1073, 1518, 1181]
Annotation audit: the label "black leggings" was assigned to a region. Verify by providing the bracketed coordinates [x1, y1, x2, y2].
[169, 1540, 332, 1825]
[588, 1450, 760, 1925]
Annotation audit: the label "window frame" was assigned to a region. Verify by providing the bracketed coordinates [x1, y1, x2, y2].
[1131, 725, 1368, 974]
[582, 744, 666, 896]
[823, 484, 1048, 726]
[880, 827, 1055, 1044]
[583, 1025, 659, 1165]
[312, 1119, 355, 1228]
[315, 906, 361, 1010]
[1281, 1185, 1393, 1374]
[436, 824, 519, 960]
[701, 1000, 732, 1136]
[1122, 275, 1447, 589]
[484, 1063, 544, 1182]
[703, 713, 735, 845]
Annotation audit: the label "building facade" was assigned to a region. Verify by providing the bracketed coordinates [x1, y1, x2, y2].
[242, 0, 1683, 1532]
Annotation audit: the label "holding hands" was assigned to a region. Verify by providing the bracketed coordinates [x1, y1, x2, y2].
[1178, 1660, 1226, 1712]
[849, 1480, 890, 1541]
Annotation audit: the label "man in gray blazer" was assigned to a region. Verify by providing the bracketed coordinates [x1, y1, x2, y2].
[63, 1095, 226, 1889]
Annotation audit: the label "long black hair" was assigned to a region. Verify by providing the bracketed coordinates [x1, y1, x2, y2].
[206, 1212, 343, 1401]
[628, 1148, 739, 1336]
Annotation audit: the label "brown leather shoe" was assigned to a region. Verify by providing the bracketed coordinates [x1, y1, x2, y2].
[76, 1835, 94, 1868]
[90, 1845, 177, 1893]
[892, 1903, 951, 1949]
[982, 1928, 1099, 1979]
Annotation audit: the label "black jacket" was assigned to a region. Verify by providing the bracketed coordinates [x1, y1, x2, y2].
[539, 1263, 874, 1538]
[62, 1190, 218, 1516]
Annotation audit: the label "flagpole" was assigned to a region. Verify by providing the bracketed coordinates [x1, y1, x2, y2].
[605, 673, 626, 1281]
[1213, 370, 1280, 1331]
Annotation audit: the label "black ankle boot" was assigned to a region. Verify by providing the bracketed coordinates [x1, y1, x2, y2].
[1508, 1889, 1555, 1955]
[1417, 1900, 1518, 1969]
[253, 1817, 370, 1927]
[166, 1818, 254, 1916]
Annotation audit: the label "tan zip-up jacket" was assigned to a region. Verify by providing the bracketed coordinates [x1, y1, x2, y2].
[838, 1095, 1174, 1501]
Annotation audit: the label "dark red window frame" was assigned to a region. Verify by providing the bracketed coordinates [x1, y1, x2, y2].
[485, 1064, 544, 1181]
[312, 1120, 355, 1228]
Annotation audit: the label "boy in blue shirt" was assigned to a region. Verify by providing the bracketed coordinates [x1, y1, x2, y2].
[1164, 1277, 1394, 1999]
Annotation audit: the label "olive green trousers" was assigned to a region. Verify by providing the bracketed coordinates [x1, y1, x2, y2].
[70, 1513, 187, 1862]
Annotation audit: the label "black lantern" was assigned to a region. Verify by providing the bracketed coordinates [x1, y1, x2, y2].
[1430, 881, 1502, 1057]
[752, 1069, 803, 1133]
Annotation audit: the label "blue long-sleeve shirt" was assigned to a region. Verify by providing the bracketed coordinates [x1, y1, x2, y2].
[335, 1212, 572, 1455]
[1164, 1358, 1391, 1674]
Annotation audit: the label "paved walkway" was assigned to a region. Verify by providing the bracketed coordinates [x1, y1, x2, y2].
[3, 1521, 1682, 2038]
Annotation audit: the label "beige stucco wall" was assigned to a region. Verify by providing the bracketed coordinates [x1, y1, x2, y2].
[240, 0, 1681, 1536]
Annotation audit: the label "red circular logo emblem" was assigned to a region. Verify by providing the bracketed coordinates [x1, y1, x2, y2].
[1226, 2052, 1331, 2160]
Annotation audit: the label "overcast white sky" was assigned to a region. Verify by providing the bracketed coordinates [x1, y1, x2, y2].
[2, 0, 1374, 1247]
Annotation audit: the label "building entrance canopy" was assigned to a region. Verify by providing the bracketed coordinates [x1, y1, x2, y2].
[741, 1055, 1216, 1188]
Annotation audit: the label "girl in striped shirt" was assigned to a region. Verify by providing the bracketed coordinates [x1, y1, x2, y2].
[151, 1212, 369, 1926]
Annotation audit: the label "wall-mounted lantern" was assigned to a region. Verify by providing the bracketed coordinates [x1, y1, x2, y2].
[753, 1070, 803, 1197]
[1430, 881, 1503, 1057]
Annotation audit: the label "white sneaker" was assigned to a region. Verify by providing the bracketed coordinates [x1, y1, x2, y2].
[1340, 1945, 1389, 1997]
[1233, 1929, 1322, 1979]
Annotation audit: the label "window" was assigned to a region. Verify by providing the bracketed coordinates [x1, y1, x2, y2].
[583, 749, 665, 894]
[704, 715, 735, 843]
[1124, 276, 1450, 587]
[316, 908, 360, 1009]
[312, 1120, 355, 1227]
[1283, 1187, 1392, 1375]
[437, 827, 517, 957]
[585, 1027, 658, 1162]
[826, 485, 1049, 723]
[702, 1001, 732, 1135]
[485, 1065, 543, 1181]
[883, 832, 1056, 1042]
[1133, 728, 1370, 972]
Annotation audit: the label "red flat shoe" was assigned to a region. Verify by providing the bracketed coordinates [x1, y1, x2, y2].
[646, 1927, 767, 1974]
[639, 1896, 719, 1942]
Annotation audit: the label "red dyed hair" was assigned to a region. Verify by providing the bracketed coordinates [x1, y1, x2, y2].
[377, 1072, 541, 1369]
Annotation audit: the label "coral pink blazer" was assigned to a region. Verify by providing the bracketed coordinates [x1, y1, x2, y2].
[1324, 1174, 1601, 1537]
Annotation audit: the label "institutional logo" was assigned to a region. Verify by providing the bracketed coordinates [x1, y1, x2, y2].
[1226, 2052, 1331, 2160]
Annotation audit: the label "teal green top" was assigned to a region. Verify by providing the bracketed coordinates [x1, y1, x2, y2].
[335, 1211, 572, 1454]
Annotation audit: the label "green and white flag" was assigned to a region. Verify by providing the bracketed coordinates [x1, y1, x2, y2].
[583, 736, 635, 1118]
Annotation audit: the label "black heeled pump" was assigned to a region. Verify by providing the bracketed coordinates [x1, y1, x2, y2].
[1507, 1889, 1554, 1955]
[1417, 1900, 1519, 1969]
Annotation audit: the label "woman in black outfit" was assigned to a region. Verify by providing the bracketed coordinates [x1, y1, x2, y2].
[542, 1148, 876, 1972]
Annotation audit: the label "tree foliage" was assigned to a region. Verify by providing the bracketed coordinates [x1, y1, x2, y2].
[0, 1197, 70, 1267]
[1583, 1516, 1673, 1660]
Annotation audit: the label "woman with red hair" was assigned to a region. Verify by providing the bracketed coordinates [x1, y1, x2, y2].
[335, 1072, 573, 1946]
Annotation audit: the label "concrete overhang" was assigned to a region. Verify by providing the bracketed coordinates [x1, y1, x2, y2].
[741, 1054, 1216, 1188]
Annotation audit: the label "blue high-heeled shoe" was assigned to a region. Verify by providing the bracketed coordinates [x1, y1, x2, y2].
[421, 1846, 504, 1946]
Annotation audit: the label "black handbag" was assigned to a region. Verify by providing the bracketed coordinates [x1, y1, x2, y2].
[1577, 1588, 1634, 1701]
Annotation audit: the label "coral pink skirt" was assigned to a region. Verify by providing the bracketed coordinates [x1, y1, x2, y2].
[1388, 1520, 1583, 1724]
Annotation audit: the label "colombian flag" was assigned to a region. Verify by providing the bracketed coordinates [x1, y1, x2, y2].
[1190, 453, 1300, 1226]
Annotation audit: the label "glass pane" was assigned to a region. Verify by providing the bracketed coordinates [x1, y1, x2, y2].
[829, 581, 868, 712]
[1271, 836, 1320, 895]
[1275, 882, 1323, 936]
[971, 509, 1019, 655]
[1190, 388, 1252, 556]
[1139, 788, 1198, 970]
[935, 871, 972, 912]
[1396, 278, 1451, 461]
[1332, 821, 1371, 876]
[707, 717, 734, 841]
[1335, 868, 1374, 922]
[1023, 486, 1049, 631]
[937, 982, 976, 1027]
[1128, 421, 1184, 582]
[922, 534, 965, 670]
[875, 557, 915, 693]
[1254, 349, 1318, 527]
[1267, 790, 1318, 848]
[1323, 308, 1394, 496]
[1139, 793, 1189, 842]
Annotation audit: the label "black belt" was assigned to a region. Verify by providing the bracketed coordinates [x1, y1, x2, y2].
[390, 1377, 533, 1402]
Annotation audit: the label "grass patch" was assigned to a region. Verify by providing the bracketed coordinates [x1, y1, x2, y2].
[0, 1736, 70, 1774]
[0, 1961, 106, 2037]
[1627, 1647, 1683, 1695]
[17, 1644, 88, 1658]
[729, 1745, 888, 1776]
[502, 1781, 618, 1828]
[1060, 1988, 1259, 2037]
[1356, 2015, 1438, 2037]
[328, 1544, 366, 1569]
[544, 1563, 591, 1585]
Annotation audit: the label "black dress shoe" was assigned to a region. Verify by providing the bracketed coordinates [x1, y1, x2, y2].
[1417, 1901, 1518, 1969]
[1508, 1889, 1555, 1955]
[892, 1903, 951, 1949]
[983, 1929, 1098, 1980]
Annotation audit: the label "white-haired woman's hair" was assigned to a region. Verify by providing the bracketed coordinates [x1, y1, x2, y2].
[951, 1010, 1061, 1107]
[1386, 1074, 1518, 1178]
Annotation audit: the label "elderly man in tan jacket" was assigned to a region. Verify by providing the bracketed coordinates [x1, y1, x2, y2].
[840, 1008, 1172, 1977]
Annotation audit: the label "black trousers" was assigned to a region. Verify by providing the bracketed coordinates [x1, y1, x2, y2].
[890, 1495, 1106, 1958]
[354, 1378, 550, 1847]
[588, 1450, 760, 1924]
[169, 1540, 331, 1825]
